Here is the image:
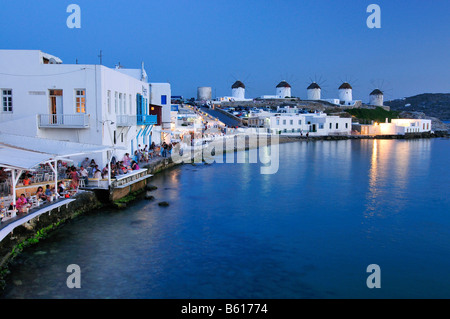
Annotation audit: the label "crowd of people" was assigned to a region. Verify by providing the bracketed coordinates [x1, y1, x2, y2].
[1, 142, 181, 218]
[11, 184, 63, 214]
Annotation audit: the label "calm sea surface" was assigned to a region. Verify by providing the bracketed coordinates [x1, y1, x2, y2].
[2, 138, 450, 299]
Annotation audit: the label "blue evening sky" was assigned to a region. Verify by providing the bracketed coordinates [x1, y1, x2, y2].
[1, 0, 449, 101]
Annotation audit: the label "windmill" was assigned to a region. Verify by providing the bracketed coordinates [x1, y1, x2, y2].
[368, 78, 395, 105]
[305, 74, 328, 100]
[276, 73, 300, 98]
[228, 72, 255, 99]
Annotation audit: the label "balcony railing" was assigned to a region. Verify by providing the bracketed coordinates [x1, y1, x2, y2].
[116, 115, 137, 127]
[38, 114, 90, 128]
[137, 114, 157, 125]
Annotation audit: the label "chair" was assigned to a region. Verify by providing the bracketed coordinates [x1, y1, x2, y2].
[29, 195, 38, 207]
[78, 179, 85, 188]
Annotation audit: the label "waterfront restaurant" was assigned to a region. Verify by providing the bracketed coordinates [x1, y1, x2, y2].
[0, 134, 119, 241]
[0, 146, 76, 242]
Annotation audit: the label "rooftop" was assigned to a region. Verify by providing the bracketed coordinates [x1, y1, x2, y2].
[370, 89, 384, 95]
[276, 81, 291, 88]
[307, 82, 321, 90]
[232, 81, 245, 89]
[339, 82, 353, 90]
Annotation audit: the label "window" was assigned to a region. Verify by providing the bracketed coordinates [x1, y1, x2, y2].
[119, 93, 123, 114]
[161, 95, 167, 105]
[330, 123, 332, 129]
[283, 120, 286, 125]
[276, 119, 280, 125]
[107, 90, 111, 114]
[124, 93, 127, 114]
[2, 89, 13, 113]
[345, 123, 348, 129]
[114, 92, 118, 113]
[336, 123, 339, 129]
[75, 89, 86, 113]
[129, 95, 132, 114]
[319, 124, 324, 129]
[290, 120, 293, 125]
[298, 120, 302, 125]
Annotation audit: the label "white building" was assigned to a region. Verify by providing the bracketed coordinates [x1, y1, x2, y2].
[354, 118, 432, 135]
[339, 82, 353, 105]
[391, 119, 432, 134]
[248, 112, 352, 136]
[217, 80, 252, 102]
[369, 89, 384, 106]
[276, 81, 291, 98]
[261, 81, 292, 99]
[149, 83, 172, 144]
[197, 87, 212, 102]
[307, 82, 321, 100]
[0, 49, 158, 167]
[231, 80, 246, 100]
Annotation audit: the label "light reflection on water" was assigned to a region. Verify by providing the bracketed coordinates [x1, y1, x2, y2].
[1, 139, 449, 299]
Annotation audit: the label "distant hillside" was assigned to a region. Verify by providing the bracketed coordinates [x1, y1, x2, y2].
[344, 107, 400, 124]
[385, 93, 450, 121]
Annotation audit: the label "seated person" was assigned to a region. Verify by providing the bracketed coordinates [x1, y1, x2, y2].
[131, 161, 140, 171]
[45, 184, 53, 197]
[36, 186, 47, 201]
[23, 176, 31, 186]
[57, 181, 66, 195]
[101, 166, 109, 179]
[16, 194, 28, 212]
[93, 169, 102, 179]
[81, 157, 90, 168]
[79, 166, 89, 186]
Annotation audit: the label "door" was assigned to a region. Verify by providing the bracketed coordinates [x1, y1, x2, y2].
[49, 90, 63, 124]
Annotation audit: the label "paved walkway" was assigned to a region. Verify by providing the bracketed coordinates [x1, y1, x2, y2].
[199, 106, 242, 127]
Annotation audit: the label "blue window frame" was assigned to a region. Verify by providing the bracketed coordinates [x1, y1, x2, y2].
[161, 95, 167, 105]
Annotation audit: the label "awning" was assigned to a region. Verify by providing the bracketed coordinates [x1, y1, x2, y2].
[0, 133, 113, 158]
[0, 146, 53, 171]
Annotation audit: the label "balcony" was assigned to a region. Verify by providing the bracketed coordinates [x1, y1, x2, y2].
[137, 114, 157, 125]
[38, 114, 90, 128]
[116, 115, 137, 127]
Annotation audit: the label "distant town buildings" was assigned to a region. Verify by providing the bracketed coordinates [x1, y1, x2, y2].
[248, 110, 352, 136]
[353, 118, 432, 135]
